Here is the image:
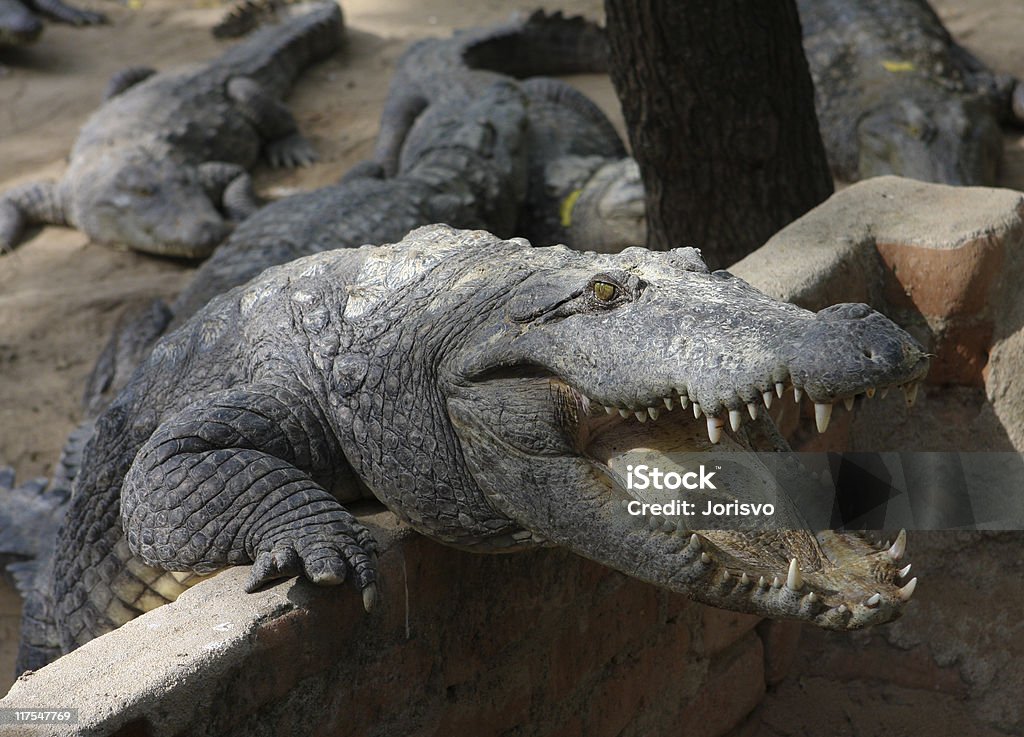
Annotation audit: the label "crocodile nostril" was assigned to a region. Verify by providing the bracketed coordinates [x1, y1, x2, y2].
[863, 349, 875, 360]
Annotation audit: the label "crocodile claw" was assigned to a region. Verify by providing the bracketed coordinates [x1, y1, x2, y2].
[265, 133, 319, 168]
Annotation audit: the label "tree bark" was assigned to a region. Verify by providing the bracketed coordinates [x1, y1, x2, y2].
[604, 0, 833, 269]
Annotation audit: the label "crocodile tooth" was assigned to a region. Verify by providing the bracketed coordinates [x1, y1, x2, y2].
[786, 558, 803, 591]
[887, 529, 907, 561]
[706, 416, 724, 444]
[720, 569, 731, 583]
[680, 395, 690, 409]
[729, 409, 742, 432]
[648, 515, 660, 531]
[904, 382, 919, 407]
[865, 593, 882, 607]
[619, 499, 629, 508]
[740, 572, 751, 585]
[763, 391, 773, 409]
[897, 577, 918, 601]
[843, 396, 854, 411]
[836, 604, 848, 614]
[881, 386, 891, 399]
[700, 552, 711, 564]
[662, 519, 676, 533]
[635, 410, 647, 423]
[604, 405, 615, 414]
[688, 533, 702, 551]
[775, 382, 785, 398]
[805, 592, 818, 605]
[882, 539, 891, 550]
[758, 575, 767, 588]
[794, 387, 803, 403]
[771, 576, 781, 589]
[898, 563, 912, 578]
[664, 396, 674, 411]
[747, 403, 758, 420]
[619, 408, 630, 419]
[814, 402, 833, 433]
[648, 406, 659, 421]
[865, 387, 876, 399]
[693, 402, 702, 419]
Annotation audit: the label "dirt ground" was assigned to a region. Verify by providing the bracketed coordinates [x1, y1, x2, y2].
[1, 0, 1023, 732]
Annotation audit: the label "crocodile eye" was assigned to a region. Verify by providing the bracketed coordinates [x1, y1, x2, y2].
[593, 281, 617, 302]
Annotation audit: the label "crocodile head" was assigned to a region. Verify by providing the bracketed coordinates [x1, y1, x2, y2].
[67, 148, 231, 258]
[856, 90, 1003, 185]
[370, 228, 927, 629]
[545, 156, 646, 253]
[567, 158, 647, 253]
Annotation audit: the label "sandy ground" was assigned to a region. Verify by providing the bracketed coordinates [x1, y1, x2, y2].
[0, 0, 1023, 729]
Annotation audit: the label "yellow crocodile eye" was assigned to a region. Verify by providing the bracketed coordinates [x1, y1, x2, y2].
[593, 281, 617, 302]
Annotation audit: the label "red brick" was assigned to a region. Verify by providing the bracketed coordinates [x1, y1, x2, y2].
[876, 236, 1004, 319]
[756, 619, 802, 686]
[684, 634, 766, 737]
[701, 607, 762, 656]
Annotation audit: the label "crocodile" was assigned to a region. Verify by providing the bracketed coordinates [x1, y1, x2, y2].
[0, 0, 104, 48]
[16, 224, 928, 671]
[79, 75, 635, 416]
[374, 10, 645, 253]
[79, 78, 530, 416]
[0, 1, 342, 258]
[798, 0, 1024, 185]
[8, 79, 529, 666]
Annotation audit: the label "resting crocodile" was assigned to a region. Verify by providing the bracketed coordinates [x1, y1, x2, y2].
[374, 10, 644, 253]
[78, 77, 531, 416]
[9, 79, 529, 665]
[16, 224, 927, 671]
[798, 0, 1024, 185]
[0, 0, 103, 48]
[0, 2, 342, 257]
[80, 76, 637, 414]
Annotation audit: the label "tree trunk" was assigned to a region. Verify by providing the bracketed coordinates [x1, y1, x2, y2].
[604, 0, 833, 269]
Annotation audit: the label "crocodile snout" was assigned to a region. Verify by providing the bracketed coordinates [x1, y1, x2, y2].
[788, 303, 929, 403]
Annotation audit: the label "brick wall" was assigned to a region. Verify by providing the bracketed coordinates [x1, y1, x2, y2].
[0, 514, 801, 737]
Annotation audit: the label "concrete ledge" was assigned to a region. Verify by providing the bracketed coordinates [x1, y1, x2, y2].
[0, 510, 784, 737]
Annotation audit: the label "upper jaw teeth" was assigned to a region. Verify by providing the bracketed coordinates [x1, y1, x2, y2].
[583, 379, 921, 444]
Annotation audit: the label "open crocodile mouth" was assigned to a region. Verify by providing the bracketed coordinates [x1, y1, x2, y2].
[554, 376, 920, 629]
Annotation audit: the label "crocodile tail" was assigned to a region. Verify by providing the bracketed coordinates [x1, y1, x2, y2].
[0, 466, 66, 568]
[0, 465, 66, 673]
[215, 1, 344, 97]
[460, 9, 608, 78]
[15, 556, 61, 675]
[520, 77, 625, 158]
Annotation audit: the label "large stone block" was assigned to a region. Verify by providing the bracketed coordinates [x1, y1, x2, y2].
[0, 511, 750, 737]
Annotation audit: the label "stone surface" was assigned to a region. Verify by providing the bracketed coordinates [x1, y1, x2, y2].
[0, 510, 774, 737]
[756, 620, 802, 687]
